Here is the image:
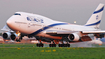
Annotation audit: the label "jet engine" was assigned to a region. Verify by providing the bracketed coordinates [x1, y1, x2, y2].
[10, 33, 18, 40]
[68, 33, 80, 41]
[2, 32, 18, 41]
[3, 32, 11, 39]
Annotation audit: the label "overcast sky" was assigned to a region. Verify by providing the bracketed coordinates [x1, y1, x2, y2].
[0, 0, 105, 32]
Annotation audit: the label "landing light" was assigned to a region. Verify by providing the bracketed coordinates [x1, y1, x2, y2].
[74, 21, 76, 24]
[16, 31, 21, 36]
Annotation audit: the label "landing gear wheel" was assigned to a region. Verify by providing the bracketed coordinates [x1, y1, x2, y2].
[58, 44, 70, 47]
[40, 43, 44, 47]
[49, 44, 56, 47]
[58, 44, 64, 47]
[16, 39, 21, 42]
[49, 44, 52, 47]
[67, 44, 70, 47]
[63, 44, 67, 47]
[36, 43, 44, 47]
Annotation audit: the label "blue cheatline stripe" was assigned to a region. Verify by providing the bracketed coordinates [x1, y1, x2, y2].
[30, 23, 68, 35]
[85, 20, 101, 26]
[93, 6, 104, 14]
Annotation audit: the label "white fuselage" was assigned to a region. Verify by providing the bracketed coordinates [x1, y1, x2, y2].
[6, 12, 98, 39]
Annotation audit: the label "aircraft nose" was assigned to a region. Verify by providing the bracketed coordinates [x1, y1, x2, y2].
[7, 20, 12, 26]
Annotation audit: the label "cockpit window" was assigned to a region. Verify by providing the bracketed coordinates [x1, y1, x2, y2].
[14, 13, 21, 16]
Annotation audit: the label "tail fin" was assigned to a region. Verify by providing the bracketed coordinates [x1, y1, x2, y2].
[85, 3, 104, 29]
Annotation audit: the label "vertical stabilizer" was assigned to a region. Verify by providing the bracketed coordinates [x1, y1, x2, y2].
[85, 3, 104, 29]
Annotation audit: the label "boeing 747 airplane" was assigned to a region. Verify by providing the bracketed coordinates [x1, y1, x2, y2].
[1, 3, 105, 47]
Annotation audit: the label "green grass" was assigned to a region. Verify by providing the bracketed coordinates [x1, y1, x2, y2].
[0, 44, 105, 59]
[0, 43, 37, 47]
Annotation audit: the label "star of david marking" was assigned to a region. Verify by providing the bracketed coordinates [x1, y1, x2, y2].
[96, 15, 98, 20]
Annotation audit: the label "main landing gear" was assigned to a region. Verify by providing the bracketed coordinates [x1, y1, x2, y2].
[36, 44, 70, 47]
[36, 43, 44, 47]
[58, 44, 70, 47]
[36, 40, 70, 47]
[49, 44, 56, 47]
[36, 40, 44, 47]
[49, 40, 70, 47]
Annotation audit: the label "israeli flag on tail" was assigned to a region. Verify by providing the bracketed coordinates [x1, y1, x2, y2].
[85, 3, 104, 29]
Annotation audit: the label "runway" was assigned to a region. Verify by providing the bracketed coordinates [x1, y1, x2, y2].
[0, 36, 104, 47]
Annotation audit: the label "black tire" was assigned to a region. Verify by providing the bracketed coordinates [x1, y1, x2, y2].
[61, 44, 64, 47]
[63, 44, 67, 47]
[49, 44, 56, 47]
[36, 43, 39, 47]
[36, 43, 44, 47]
[53, 44, 56, 47]
[58, 44, 70, 47]
[40, 44, 44, 47]
[67, 44, 70, 47]
[58, 44, 62, 47]
[16, 39, 21, 42]
[49, 44, 52, 47]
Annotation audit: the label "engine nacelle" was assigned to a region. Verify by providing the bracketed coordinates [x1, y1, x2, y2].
[2, 32, 18, 40]
[10, 33, 18, 40]
[68, 33, 80, 41]
[2, 32, 11, 39]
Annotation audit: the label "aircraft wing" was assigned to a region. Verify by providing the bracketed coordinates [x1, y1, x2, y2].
[45, 30, 105, 35]
[1, 24, 14, 32]
[82, 30, 105, 33]
[45, 30, 79, 35]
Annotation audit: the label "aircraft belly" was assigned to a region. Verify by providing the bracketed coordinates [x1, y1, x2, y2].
[37, 33, 62, 40]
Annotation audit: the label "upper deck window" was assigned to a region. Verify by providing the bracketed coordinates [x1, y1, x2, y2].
[14, 13, 21, 16]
